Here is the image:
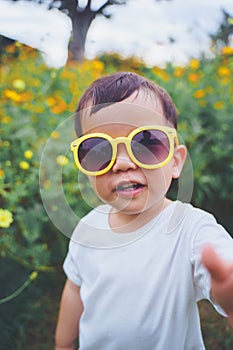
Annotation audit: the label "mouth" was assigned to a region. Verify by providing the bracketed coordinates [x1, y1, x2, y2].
[114, 181, 146, 197]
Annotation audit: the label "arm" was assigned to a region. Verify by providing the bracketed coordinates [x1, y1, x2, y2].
[201, 245, 233, 328]
[55, 278, 84, 350]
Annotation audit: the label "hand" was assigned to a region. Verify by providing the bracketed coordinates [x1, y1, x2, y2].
[201, 245, 233, 328]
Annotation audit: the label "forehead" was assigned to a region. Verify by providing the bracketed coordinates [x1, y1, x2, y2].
[81, 93, 168, 134]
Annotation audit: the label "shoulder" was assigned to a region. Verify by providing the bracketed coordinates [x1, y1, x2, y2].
[168, 201, 232, 246]
[68, 204, 112, 248]
[166, 201, 215, 234]
[179, 202, 233, 260]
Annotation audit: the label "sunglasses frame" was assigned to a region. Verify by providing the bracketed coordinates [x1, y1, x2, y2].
[70, 125, 178, 176]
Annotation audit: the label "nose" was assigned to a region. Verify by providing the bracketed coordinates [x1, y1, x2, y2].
[112, 144, 137, 173]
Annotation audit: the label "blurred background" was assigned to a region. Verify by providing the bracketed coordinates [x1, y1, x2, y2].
[0, 0, 233, 349]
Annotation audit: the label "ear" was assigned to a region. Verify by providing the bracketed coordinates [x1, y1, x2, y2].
[171, 145, 187, 179]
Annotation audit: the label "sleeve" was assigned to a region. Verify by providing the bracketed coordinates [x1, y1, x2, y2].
[190, 211, 233, 316]
[63, 239, 82, 286]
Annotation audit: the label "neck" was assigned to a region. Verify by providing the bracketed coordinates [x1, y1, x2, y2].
[109, 197, 172, 233]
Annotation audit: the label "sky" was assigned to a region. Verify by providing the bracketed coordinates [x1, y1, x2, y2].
[0, 0, 232, 67]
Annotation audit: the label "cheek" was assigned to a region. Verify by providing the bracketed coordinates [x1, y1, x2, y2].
[88, 175, 111, 201]
[146, 165, 173, 192]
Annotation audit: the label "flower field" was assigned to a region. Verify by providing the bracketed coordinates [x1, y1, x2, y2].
[0, 43, 233, 349]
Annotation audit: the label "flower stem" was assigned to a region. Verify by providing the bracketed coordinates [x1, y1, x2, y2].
[0, 271, 38, 304]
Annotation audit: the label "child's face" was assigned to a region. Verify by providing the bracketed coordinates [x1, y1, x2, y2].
[80, 92, 186, 222]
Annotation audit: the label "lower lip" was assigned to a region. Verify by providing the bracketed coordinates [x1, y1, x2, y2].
[115, 186, 145, 198]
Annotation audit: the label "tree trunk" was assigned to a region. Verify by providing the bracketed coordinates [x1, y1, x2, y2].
[69, 9, 96, 61]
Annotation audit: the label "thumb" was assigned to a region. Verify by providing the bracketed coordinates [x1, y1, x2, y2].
[201, 245, 229, 282]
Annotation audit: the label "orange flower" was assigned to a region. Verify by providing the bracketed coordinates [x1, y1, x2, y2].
[173, 67, 185, 77]
[188, 73, 200, 83]
[193, 90, 206, 99]
[5, 44, 17, 53]
[51, 99, 67, 114]
[18, 92, 33, 102]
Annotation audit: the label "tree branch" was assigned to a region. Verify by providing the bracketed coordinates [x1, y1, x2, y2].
[97, 0, 126, 15]
[87, 0, 92, 10]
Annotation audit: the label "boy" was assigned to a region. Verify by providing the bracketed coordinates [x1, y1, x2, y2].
[55, 72, 233, 350]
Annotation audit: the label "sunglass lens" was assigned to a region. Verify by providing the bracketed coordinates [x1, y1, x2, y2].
[132, 129, 170, 165]
[78, 138, 112, 172]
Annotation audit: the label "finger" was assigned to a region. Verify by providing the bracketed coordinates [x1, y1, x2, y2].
[201, 245, 229, 282]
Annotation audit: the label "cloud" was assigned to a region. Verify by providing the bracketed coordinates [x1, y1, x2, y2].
[0, 0, 232, 67]
[0, 0, 71, 67]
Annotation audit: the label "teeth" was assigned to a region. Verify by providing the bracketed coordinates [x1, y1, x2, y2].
[117, 183, 142, 191]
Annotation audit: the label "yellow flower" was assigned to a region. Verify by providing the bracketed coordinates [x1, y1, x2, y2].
[51, 131, 60, 139]
[153, 67, 170, 82]
[29, 271, 38, 281]
[19, 161, 30, 170]
[46, 96, 57, 107]
[220, 77, 231, 86]
[1, 116, 12, 124]
[198, 100, 207, 107]
[12, 79, 26, 91]
[56, 155, 69, 166]
[92, 60, 104, 71]
[50, 71, 57, 79]
[1, 115, 11, 124]
[218, 67, 231, 77]
[205, 86, 214, 94]
[43, 179, 51, 189]
[213, 101, 224, 110]
[221, 46, 233, 55]
[4, 89, 21, 102]
[193, 90, 206, 99]
[0, 169, 4, 177]
[3, 89, 32, 103]
[189, 59, 200, 70]
[0, 209, 13, 228]
[24, 150, 33, 159]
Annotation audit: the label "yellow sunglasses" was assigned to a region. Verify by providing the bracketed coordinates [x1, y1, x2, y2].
[70, 125, 178, 176]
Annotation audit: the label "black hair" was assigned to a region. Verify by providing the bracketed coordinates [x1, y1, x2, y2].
[75, 72, 177, 136]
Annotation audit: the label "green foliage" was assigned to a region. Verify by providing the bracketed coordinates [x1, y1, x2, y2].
[0, 43, 233, 348]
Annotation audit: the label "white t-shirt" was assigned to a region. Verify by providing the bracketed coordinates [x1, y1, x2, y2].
[63, 201, 233, 350]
